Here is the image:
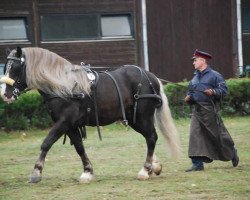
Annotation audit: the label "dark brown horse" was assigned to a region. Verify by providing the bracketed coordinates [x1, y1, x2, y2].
[0, 47, 180, 183]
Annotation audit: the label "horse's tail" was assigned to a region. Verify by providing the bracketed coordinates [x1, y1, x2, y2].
[155, 79, 181, 159]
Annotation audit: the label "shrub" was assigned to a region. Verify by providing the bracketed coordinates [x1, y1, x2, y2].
[164, 82, 191, 118]
[224, 78, 250, 115]
[164, 78, 250, 118]
[0, 90, 52, 130]
[0, 78, 249, 130]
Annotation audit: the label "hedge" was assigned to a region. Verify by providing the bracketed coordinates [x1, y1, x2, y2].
[0, 78, 249, 130]
[0, 90, 52, 130]
[165, 78, 250, 118]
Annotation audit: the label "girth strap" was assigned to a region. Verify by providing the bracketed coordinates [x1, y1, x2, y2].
[91, 71, 102, 141]
[104, 71, 128, 126]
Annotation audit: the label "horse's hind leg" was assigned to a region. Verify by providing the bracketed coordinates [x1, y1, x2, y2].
[130, 117, 162, 180]
[138, 128, 162, 180]
[29, 122, 65, 183]
[67, 128, 94, 183]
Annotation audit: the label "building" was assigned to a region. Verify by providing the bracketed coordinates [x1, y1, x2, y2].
[0, 0, 249, 82]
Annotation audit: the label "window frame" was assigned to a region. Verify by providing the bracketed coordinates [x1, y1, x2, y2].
[0, 16, 29, 43]
[40, 13, 134, 42]
[242, 6, 250, 34]
[100, 13, 134, 39]
[40, 14, 102, 41]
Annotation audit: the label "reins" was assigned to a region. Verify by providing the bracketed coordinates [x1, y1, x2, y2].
[158, 78, 187, 88]
[158, 78, 223, 118]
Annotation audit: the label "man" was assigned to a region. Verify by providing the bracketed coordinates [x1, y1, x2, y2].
[184, 49, 239, 172]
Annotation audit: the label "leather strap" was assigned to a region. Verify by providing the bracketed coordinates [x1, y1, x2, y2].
[91, 71, 102, 141]
[104, 71, 128, 126]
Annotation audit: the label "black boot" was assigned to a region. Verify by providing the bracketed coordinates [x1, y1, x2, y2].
[185, 165, 204, 172]
[185, 157, 204, 172]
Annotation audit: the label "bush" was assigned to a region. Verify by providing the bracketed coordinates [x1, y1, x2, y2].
[0, 90, 52, 131]
[164, 78, 250, 118]
[224, 78, 250, 115]
[164, 82, 191, 118]
[0, 78, 249, 130]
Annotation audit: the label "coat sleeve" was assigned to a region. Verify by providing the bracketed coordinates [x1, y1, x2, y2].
[187, 81, 192, 96]
[213, 73, 228, 98]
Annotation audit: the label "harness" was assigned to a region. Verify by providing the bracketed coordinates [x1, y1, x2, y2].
[73, 65, 162, 140]
[90, 70, 102, 140]
[1, 55, 27, 99]
[2, 58, 163, 142]
[103, 71, 128, 126]
[129, 65, 162, 123]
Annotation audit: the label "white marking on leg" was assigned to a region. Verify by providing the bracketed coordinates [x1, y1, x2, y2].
[29, 169, 42, 183]
[152, 154, 162, 175]
[79, 172, 93, 183]
[137, 168, 150, 180]
[152, 161, 162, 175]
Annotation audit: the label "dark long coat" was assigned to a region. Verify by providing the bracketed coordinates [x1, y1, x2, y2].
[188, 103, 235, 161]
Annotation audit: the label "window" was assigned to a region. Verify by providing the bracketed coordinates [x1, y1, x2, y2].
[101, 15, 132, 37]
[41, 14, 99, 41]
[0, 18, 28, 41]
[40, 14, 133, 41]
[242, 6, 250, 33]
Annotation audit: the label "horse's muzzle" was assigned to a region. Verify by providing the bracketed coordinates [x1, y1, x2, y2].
[0, 83, 17, 104]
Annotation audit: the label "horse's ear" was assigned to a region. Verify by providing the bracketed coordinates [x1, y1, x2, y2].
[16, 46, 22, 58]
[5, 48, 11, 56]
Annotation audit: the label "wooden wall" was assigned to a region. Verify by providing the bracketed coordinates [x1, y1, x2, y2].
[0, 0, 140, 69]
[0, 0, 34, 62]
[146, 0, 238, 82]
[0, 0, 244, 82]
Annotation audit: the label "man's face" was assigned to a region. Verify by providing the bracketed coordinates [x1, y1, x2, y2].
[193, 57, 206, 71]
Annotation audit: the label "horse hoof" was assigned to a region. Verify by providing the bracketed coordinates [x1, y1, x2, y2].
[152, 162, 162, 175]
[79, 172, 93, 183]
[29, 169, 42, 183]
[137, 168, 150, 180]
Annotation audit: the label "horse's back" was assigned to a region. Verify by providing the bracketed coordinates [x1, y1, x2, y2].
[113, 65, 160, 94]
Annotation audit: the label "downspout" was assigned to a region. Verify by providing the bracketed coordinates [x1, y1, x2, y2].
[141, 0, 149, 71]
[236, 0, 243, 74]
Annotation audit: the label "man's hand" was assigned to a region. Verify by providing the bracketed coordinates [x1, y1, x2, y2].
[204, 89, 214, 96]
[184, 95, 191, 102]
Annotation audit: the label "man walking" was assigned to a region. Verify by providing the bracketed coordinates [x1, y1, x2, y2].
[184, 49, 239, 172]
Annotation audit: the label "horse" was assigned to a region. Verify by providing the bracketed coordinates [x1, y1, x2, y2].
[0, 47, 181, 183]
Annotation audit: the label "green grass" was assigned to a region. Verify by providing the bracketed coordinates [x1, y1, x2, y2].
[0, 117, 250, 200]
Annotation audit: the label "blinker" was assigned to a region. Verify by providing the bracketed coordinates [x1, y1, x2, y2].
[0, 76, 15, 86]
[21, 57, 25, 64]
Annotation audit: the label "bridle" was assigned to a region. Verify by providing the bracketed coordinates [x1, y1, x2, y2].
[1, 55, 27, 99]
[6, 55, 25, 63]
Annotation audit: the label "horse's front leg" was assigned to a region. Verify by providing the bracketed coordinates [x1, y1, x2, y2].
[67, 128, 94, 183]
[29, 122, 66, 183]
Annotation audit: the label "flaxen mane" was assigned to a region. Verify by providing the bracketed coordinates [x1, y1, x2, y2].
[22, 47, 91, 97]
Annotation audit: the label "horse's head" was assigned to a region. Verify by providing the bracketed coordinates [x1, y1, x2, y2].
[0, 47, 27, 103]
